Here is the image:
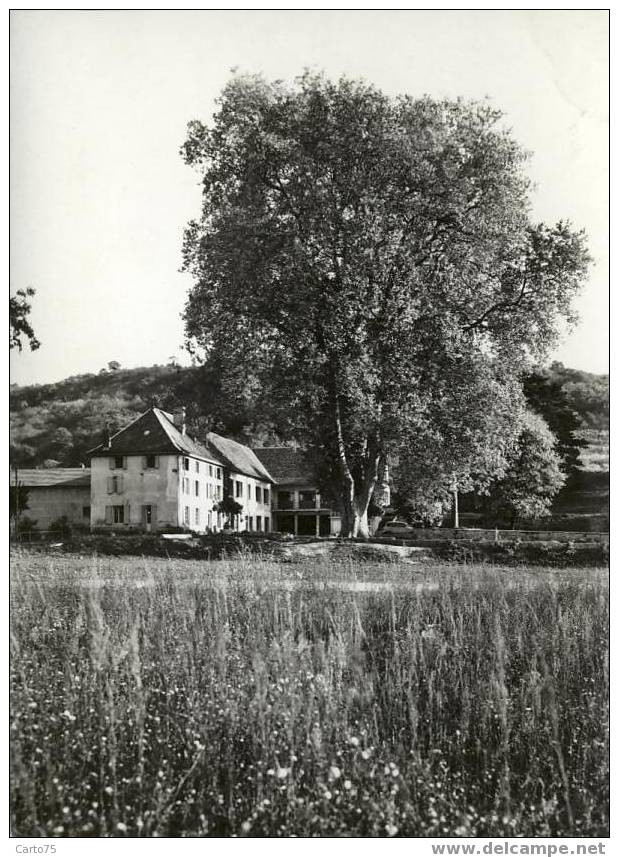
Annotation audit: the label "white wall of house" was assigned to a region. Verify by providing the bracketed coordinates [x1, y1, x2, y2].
[92, 453, 225, 532]
[91, 454, 181, 529]
[177, 454, 224, 532]
[227, 472, 273, 532]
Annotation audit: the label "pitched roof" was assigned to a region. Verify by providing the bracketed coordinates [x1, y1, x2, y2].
[205, 432, 274, 482]
[251, 447, 314, 486]
[89, 408, 224, 465]
[10, 468, 91, 488]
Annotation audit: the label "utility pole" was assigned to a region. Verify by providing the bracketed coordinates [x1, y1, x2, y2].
[452, 480, 459, 529]
[13, 463, 20, 537]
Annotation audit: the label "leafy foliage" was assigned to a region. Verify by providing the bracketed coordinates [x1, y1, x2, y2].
[10, 288, 40, 352]
[182, 73, 590, 536]
[524, 368, 586, 476]
[479, 412, 566, 526]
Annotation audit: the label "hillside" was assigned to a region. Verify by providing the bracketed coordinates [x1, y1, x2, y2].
[10, 361, 608, 473]
[9, 363, 281, 469]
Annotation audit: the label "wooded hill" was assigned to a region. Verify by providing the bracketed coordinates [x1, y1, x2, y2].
[10, 360, 608, 472]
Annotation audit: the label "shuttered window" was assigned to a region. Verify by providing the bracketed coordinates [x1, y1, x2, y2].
[143, 455, 158, 469]
[106, 505, 124, 524]
[107, 475, 123, 494]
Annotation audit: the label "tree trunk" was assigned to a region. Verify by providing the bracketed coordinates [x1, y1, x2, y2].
[333, 391, 382, 540]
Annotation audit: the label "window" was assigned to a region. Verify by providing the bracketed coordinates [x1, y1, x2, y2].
[299, 491, 317, 509]
[82, 505, 90, 520]
[195, 508, 200, 526]
[184, 506, 190, 526]
[183, 457, 190, 470]
[107, 475, 123, 494]
[248, 517, 253, 531]
[256, 486, 262, 503]
[105, 505, 124, 524]
[111, 455, 125, 470]
[235, 481, 243, 498]
[256, 515, 262, 532]
[264, 517, 270, 532]
[195, 480, 200, 497]
[264, 488, 270, 505]
[216, 468, 221, 480]
[247, 484, 252, 500]
[196, 461, 200, 473]
[144, 454, 158, 469]
[216, 485, 222, 500]
[209, 465, 213, 477]
[182, 477, 190, 494]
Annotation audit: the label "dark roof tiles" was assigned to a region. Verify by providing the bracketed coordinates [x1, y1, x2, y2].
[89, 408, 225, 465]
[252, 447, 314, 486]
[205, 433, 274, 482]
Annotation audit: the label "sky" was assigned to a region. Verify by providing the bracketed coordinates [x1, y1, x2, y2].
[9, 10, 609, 386]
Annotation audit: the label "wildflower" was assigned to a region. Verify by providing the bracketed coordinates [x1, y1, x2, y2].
[117, 823, 127, 833]
[324, 790, 332, 800]
[361, 749, 371, 760]
[349, 736, 359, 747]
[104, 786, 114, 796]
[385, 823, 398, 837]
[241, 821, 252, 833]
[329, 765, 341, 780]
[277, 767, 289, 780]
[344, 780, 352, 790]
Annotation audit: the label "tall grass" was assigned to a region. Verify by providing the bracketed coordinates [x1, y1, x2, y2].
[10, 552, 608, 837]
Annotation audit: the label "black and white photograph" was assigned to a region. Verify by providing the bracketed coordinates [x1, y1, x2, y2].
[9, 9, 609, 844]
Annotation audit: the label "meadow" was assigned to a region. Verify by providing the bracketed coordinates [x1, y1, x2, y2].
[10, 550, 608, 838]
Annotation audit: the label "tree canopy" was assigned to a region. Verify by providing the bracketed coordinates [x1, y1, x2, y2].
[181, 73, 590, 536]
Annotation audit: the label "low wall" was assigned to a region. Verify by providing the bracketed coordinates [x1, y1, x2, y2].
[377, 527, 609, 545]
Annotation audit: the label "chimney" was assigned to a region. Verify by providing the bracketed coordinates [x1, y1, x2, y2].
[173, 407, 186, 435]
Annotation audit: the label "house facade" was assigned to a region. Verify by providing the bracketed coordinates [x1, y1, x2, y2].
[88, 408, 274, 533]
[90, 408, 227, 532]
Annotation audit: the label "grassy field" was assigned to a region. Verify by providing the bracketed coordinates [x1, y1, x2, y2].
[10, 550, 608, 838]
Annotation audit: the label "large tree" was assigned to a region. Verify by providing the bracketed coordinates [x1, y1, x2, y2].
[182, 73, 590, 537]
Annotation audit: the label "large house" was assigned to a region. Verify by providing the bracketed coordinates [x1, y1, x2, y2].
[11, 407, 389, 536]
[88, 408, 273, 533]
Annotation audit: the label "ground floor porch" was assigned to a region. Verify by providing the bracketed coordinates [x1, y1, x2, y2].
[274, 510, 342, 537]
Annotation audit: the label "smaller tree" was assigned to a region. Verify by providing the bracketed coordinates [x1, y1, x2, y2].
[108, 361, 121, 372]
[214, 497, 243, 529]
[9, 484, 29, 519]
[481, 412, 565, 527]
[10, 288, 40, 352]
